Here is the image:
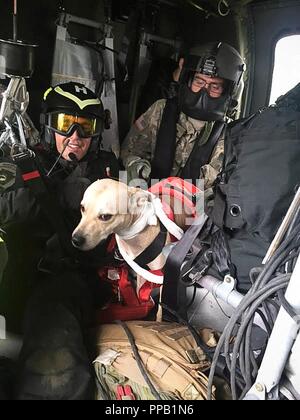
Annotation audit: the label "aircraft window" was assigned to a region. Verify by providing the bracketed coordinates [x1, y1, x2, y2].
[269, 34, 300, 104]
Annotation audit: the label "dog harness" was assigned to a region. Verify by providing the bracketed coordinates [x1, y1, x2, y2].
[115, 177, 200, 285]
[97, 178, 200, 323]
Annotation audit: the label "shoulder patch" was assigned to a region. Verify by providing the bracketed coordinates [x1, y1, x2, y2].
[0, 162, 17, 192]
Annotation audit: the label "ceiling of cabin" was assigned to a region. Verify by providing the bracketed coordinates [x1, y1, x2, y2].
[150, 0, 266, 15]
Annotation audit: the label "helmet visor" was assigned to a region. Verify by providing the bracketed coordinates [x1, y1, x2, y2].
[47, 113, 102, 138]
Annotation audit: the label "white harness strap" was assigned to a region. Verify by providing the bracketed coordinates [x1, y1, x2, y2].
[117, 199, 157, 240]
[116, 193, 184, 284]
[116, 235, 164, 284]
[151, 195, 183, 240]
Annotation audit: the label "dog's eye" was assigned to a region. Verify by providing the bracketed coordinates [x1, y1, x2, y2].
[80, 205, 85, 213]
[98, 214, 113, 222]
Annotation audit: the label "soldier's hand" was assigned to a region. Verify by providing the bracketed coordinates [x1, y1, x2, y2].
[126, 158, 151, 182]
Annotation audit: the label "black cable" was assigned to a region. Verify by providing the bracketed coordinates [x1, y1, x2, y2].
[261, 301, 275, 330]
[238, 334, 248, 390]
[285, 248, 300, 273]
[227, 276, 289, 374]
[117, 321, 162, 400]
[206, 218, 300, 400]
[207, 275, 290, 400]
[46, 139, 70, 177]
[285, 205, 300, 240]
[277, 289, 298, 321]
[242, 319, 259, 390]
[230, 279, 289, 399]
[255, 309, 272, 337]
[264, 298, 280, 316]
[251, 226, 300, 293]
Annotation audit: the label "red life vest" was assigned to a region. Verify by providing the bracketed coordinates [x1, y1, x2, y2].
[95, 177, 200, 323]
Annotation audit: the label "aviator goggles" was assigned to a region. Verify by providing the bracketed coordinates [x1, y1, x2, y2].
[46, 113, 102, 138]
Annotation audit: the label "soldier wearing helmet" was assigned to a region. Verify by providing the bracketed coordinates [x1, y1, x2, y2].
[0, 82, 119, 400]
[40, 82, 116, 164]
[121, 41, 245, 189]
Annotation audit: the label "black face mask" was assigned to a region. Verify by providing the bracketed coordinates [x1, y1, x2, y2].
[178, 83, 231, 122]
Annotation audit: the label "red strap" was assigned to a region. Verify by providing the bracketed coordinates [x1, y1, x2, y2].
[118, 267, 140, 306]
[116, 385, 135, 400]
[116, 385, 125, 400]
[22, 171, 40, 181]
[138, 271, 162, 302]
[124, 385, 135, 400]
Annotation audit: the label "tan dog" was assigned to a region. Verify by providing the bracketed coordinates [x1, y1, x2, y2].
[72, 178, 193, 270]
[72, 178, 197, 321]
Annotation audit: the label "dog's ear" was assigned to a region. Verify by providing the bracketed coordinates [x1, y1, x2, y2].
[128, 188, 151, 214]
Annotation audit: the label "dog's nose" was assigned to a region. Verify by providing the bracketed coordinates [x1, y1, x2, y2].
[72, 234, 86, 249]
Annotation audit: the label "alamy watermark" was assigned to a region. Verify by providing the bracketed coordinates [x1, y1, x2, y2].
[115, 171, 205, 225]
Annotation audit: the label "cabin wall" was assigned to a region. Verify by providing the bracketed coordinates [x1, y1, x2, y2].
[0, 0, 240, 129]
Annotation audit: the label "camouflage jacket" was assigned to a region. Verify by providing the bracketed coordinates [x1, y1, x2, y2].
[121, 99, 224, 190]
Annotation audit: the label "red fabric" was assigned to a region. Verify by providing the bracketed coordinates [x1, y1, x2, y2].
[96, 177, 199, 324]
[148, 176, 200, 218]
[22, 171, 40, 181]
[138, 271, 163, 302]
[106, 235, 116, 254]
[116, 385, 135, 400]
[96, 265, 155, 323]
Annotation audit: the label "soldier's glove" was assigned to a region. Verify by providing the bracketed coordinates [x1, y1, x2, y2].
[126, 157, 151, 182]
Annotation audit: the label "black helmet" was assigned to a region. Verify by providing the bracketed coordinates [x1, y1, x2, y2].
[41, 82, 105, 149]
[178, 42, 245, 121]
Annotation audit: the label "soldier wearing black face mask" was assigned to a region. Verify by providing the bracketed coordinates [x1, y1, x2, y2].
[0, 82, 119, 400]
[121, 42, 244, 189]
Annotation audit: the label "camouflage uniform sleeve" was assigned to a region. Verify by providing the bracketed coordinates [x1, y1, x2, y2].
[121, 100, 166, 169]
[200, 137, 224, 190]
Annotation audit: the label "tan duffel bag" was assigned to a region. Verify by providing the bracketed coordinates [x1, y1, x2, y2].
[93, 321, 219, 400]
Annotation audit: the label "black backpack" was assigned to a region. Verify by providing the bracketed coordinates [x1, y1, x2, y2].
[162, 83, 300, 316]
[210, 83, 300, 291]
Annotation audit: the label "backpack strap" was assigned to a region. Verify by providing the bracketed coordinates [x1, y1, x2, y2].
[211, 228, 236, 279]
[162, 214, 208, 318]
[180, 120, 225, 184]
[150, 98, 180, 180]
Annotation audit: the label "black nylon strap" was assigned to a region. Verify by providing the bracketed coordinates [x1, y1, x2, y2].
[117, 321, 161, 400]
[211, 182, 227, 228]
[162, 214, 208, 318]
[150, 98, 179, 180]
[278, 289, 299, 322]
[133, 222, 167, 268]
[211, 228, 235, 278]
[180, 121, 225, 184]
